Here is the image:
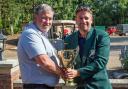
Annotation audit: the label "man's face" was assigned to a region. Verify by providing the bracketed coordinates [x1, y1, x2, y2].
[75, 11, 93, 33]
[36, 11, 53, 32]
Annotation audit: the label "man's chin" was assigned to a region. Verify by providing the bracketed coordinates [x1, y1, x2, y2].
[80, 28, 90, 32]
[43, 27, 50, 32]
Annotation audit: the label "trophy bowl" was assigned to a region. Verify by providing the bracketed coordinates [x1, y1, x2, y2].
[58, 49, 78, 86]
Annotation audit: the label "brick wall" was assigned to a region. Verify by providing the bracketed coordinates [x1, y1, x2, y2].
[0, 74, 12, 89]
[0, 59, 20, 89]
[13, 81, 128, 89]
[13, 80, 62, 89]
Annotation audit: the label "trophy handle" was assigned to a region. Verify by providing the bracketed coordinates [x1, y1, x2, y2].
[57, 51, 65, 67]
[66, 48, 79, 68]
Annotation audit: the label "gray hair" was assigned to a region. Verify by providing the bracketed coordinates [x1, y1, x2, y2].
[34, 4, 54, 15]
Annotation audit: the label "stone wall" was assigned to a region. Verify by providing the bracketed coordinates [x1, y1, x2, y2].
[0, 60, 20, 89]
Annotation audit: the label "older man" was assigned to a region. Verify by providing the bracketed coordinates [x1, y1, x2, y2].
[17, 4, 63, 89]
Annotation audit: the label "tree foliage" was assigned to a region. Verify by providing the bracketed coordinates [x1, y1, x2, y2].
[1, 0, 128, 34]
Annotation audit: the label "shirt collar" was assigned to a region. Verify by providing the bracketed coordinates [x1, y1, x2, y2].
[32, 22, 48, 38]
[78, 28, 93, 39]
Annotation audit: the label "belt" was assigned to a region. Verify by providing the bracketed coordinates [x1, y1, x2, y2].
[23, 84, 55, 89]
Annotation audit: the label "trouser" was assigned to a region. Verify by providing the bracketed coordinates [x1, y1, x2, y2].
[23, 84, 55, 89]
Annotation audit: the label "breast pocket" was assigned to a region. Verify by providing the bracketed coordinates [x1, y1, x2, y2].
[88, 49, 96, 62]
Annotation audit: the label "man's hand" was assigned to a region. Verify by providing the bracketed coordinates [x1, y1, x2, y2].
[63, 68, 80, 79]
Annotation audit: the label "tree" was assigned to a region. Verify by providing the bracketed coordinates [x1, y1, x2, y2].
[1, 0, 128, 34]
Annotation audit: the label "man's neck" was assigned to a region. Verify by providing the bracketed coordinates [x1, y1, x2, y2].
[79, 30, 87, 38]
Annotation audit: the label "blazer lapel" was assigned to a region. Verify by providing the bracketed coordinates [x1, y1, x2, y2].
[82, 29, 96, 65]
[84, 28, 94, 56]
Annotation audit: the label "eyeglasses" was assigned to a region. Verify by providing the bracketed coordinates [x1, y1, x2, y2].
[75, 4, 92, 14]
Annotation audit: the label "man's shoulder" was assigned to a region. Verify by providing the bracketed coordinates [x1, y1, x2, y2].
[22, 23, 38, 34]
[23, 23, 35, 31]
[69, 31, 78, 36]
[65, 31, 78, 40]
[94, 28, 109, 36]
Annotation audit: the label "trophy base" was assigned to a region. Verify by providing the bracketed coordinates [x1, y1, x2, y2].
[63, 83, 77, 89]
[59, 79, 77, 89]
[65, 79, 76, 86]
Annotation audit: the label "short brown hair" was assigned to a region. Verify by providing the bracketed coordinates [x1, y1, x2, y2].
[75, 4, 92, 15]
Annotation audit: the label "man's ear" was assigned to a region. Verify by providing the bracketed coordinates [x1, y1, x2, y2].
[91, 16, 93, 24]
[75, 17, 77, 25]
[75, 17, 77, 21]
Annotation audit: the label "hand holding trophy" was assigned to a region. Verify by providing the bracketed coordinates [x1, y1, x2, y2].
[58, 48, 79, 86]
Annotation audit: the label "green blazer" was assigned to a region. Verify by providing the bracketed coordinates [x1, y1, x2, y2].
[64, 28, 112, 89]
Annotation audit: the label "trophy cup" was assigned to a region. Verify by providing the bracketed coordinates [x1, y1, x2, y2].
[58, 48, 79, 86]
[50, 39, 79, 87]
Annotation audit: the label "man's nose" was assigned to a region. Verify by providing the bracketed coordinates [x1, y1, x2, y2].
[81, 18, 86, 22]
[43, 19, 50, 25]
[46, 19, 50, 24]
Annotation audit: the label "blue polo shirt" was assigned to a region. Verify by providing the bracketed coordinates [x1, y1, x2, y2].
[17, 23, 60, 86]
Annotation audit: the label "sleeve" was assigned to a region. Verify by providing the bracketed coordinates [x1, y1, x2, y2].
[20, 31, 47, 59]
[78, 31, 110, 79]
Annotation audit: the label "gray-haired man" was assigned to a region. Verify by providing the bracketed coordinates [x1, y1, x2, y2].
[17, 4, 63, 89]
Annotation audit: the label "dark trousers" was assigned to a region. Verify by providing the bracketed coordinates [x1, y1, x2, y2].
[23, 84, 55, 89]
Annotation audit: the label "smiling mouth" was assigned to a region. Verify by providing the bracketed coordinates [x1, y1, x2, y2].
[80, 24, 87, 26]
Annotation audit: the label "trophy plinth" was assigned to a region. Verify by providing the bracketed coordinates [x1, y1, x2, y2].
[58, 49, 78, 86]
[65, 78, 75, 86]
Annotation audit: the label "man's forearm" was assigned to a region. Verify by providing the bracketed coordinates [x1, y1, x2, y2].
[35, 54, 62, 76]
